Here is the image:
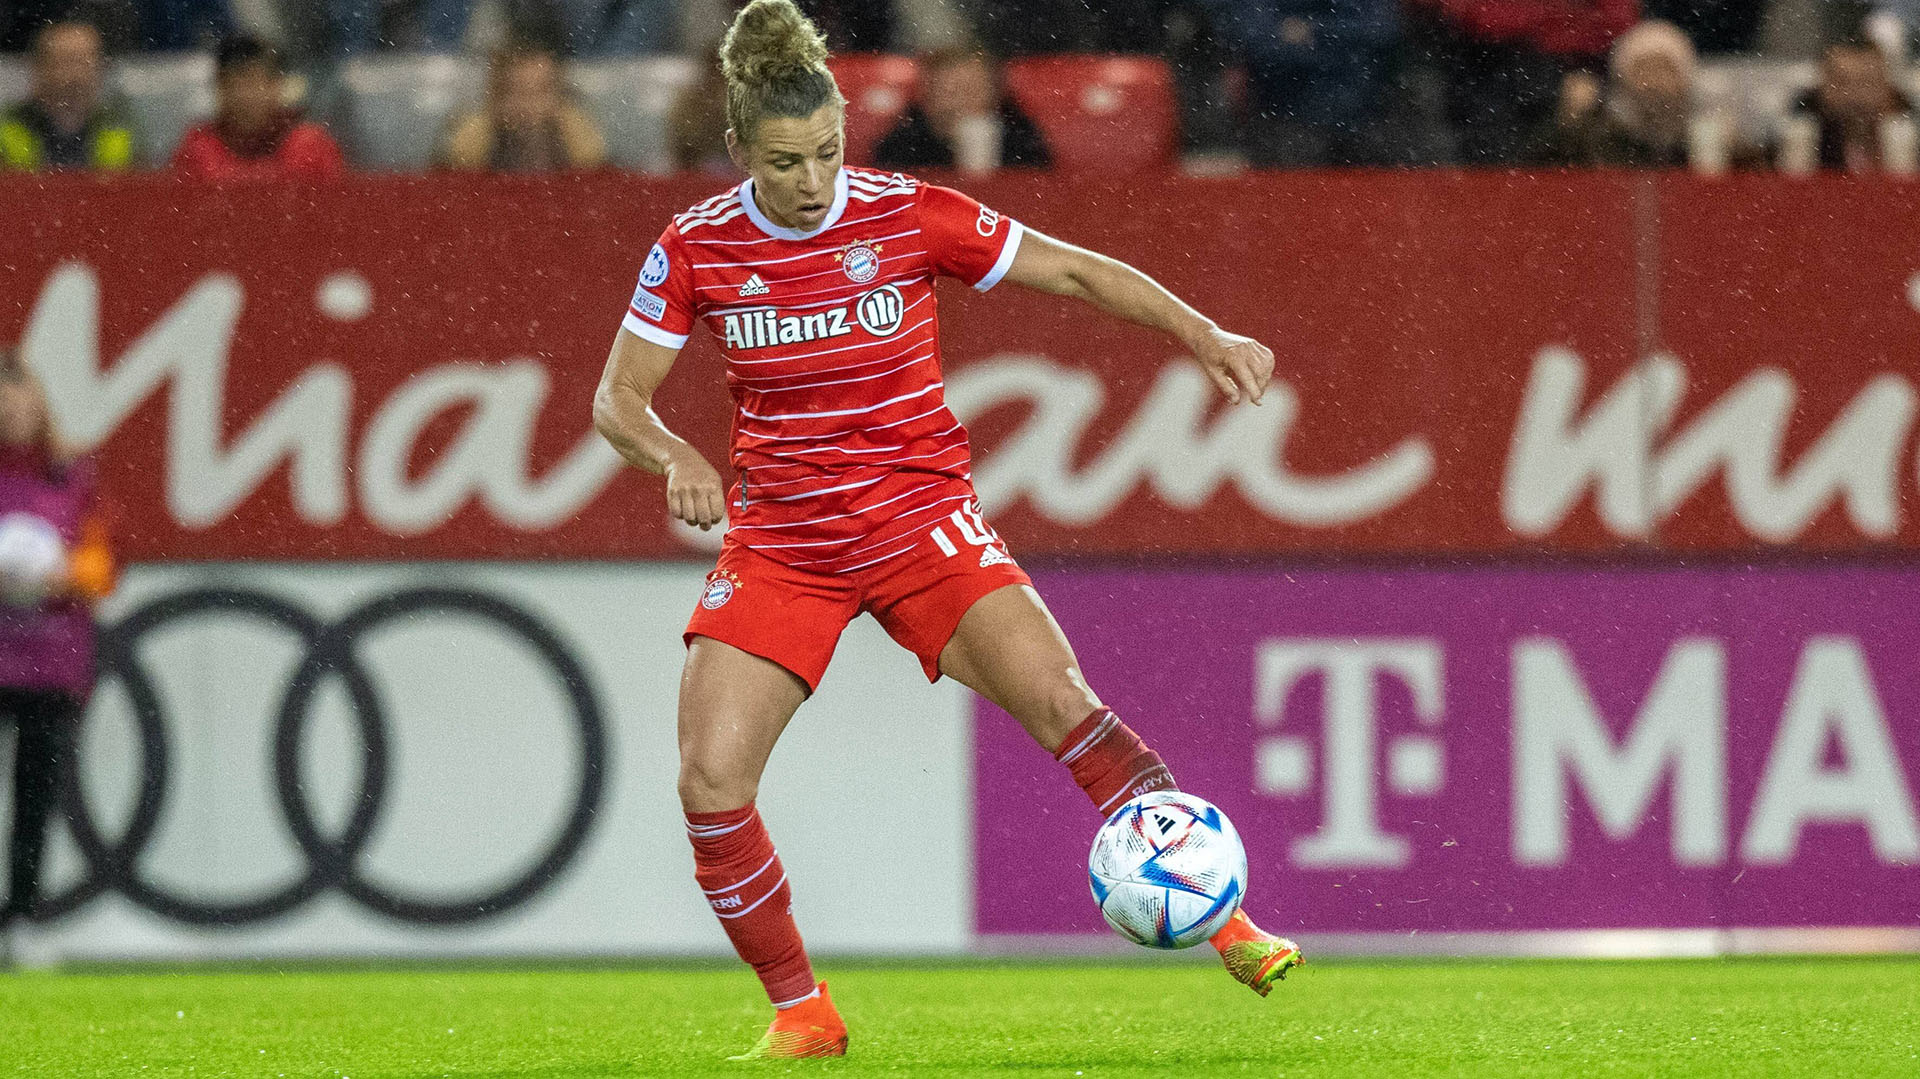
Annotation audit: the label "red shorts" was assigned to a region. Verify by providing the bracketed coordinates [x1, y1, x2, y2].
[684, 506, 1031, 693]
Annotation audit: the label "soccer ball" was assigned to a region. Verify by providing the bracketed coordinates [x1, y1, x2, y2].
[1088, 791, 1247, 949]
[0, 512, 66, 608]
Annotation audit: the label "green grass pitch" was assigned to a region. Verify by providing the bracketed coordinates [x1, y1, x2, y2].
[4, 956, 1915, 1077]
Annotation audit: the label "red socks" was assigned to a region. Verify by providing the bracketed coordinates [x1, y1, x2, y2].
[685, 803, 818, 1008]
[687, 713, 1171, 1008]
[1055, 708, 1177, 814]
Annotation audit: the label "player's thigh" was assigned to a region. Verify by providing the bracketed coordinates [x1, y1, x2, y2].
[677, 636, 810, 812]
[937, 584, 1103, 754]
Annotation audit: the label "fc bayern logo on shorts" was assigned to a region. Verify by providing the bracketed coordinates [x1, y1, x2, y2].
[700, 570, 740, 610]
[840, 241, 881, 283]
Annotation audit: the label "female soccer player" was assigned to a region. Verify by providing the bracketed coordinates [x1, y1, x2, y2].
[593, 0, 1299, 1059]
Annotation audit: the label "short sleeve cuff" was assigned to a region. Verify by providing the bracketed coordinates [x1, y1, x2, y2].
[973, 220, 1025, 292]
[622, 313, 690, 349]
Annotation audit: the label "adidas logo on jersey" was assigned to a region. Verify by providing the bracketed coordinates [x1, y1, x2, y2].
[738, 273, 769, 297]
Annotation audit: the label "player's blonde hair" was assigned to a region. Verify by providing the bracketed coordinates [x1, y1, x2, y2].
[720, 0, 844, 146]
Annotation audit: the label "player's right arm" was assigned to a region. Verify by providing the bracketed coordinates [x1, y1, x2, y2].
[593, 330, 727, 531]
[593, 227, 725, 531]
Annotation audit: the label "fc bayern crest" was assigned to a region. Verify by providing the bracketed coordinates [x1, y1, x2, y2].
[700, 571, 740, 610]
[839, 241, 881, 283]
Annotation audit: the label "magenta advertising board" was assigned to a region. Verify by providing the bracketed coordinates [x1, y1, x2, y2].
[973, 568, 1920, 940]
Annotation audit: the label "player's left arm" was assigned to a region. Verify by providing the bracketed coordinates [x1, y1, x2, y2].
[1001, 229, 1274, 405]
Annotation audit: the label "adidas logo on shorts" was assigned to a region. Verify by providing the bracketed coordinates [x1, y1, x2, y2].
[739, 273, 770, 297]
[979, 545, 1013, 568]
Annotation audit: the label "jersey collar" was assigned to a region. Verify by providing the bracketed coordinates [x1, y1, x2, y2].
[739, 168, 850, 241]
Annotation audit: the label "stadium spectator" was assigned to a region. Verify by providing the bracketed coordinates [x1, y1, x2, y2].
[170, 33, 345, 179]
[140, 0, 236, 51]
[0, 19, 138, 171]
[1776, 35, 1916, 171]
[1198, 0, 1406, 167]
[1534, 18, 1697, 166]
[437, 41, 606, 171]
[871, 45, 1052, 172]
[0, 348, 114, 945]
[1407, 0, 1641, 164]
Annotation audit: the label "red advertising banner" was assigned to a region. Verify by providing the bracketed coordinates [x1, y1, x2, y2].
[4, 172, 1917, 561]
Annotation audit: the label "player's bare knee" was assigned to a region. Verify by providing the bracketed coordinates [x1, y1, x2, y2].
[1038, 674, 1103, 751]
[677, 757, 755, 814]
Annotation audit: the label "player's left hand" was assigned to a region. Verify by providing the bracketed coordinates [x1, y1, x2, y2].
[1193, 328, 1275, 405]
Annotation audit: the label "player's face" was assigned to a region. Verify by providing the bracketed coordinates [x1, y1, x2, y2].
[218, 61, 282, 135]
[732, 104, 844, 232]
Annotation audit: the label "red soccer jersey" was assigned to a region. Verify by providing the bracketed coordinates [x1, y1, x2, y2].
[170, 119, 346, 181]
[622, 166, 1023, 573]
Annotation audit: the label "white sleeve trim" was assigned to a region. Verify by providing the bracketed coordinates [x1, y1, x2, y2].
[973, 219, 1025, 292]
[621, 313, 690, 350]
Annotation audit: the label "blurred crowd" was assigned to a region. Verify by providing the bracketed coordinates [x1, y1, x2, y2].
[1, 0, 1916, 176]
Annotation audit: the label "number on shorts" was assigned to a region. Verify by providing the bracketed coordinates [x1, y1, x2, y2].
[929, 504, 998, 558]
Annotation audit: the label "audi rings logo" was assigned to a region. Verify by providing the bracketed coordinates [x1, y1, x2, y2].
[44, 587, 608, 927]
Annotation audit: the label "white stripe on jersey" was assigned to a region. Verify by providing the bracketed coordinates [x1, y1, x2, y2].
[846, 171, 915, 193]
[690, 227, 920, 270]
[680, 207, 747, 233]
[750, 353, 931, 394]
[675, 195, 742, 229]
[738, 382, 941, 423]
[737, 401, 950, 442]
[763, 474, 889, 503]
[674, 193, 735, 225]
[756, 445, 969, 484]
[740, 495, 971, 548]
[848, 186, 916, 203]
[787, 520, 935, 562]
[745, 444, 967, 494]
[677, 201, 737, 226]
[829, 542, 921, 573]
[749, 423, 964, 460]
[727, 316, 934, 365]
[730, 337, 932, 386]
[729, 483, 951, 532]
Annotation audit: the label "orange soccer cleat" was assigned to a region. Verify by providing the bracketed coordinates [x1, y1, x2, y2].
[727, 981, 848, 1061]
[1210, 909, 1304, 998]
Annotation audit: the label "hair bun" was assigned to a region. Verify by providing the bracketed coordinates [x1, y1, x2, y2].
[721, 0, 830, 88]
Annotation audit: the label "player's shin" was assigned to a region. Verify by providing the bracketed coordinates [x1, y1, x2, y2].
[684, 803, 817, 1008]
[1054, 708, 1177, 815]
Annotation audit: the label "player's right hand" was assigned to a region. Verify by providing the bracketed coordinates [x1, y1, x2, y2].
[664, 446, 727, 531]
